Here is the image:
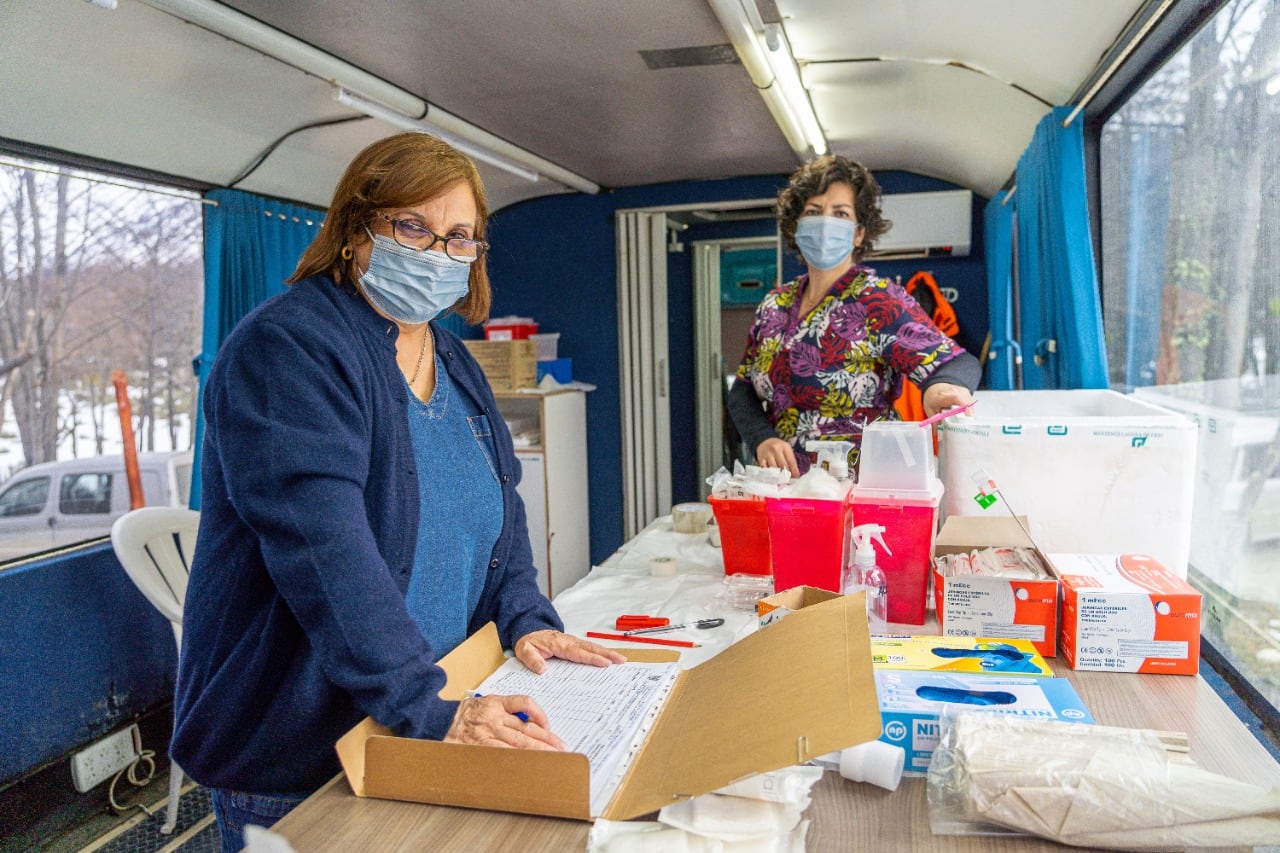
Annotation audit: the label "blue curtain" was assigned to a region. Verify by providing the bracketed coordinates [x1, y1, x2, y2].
[1014, 106, 1109, 389]
[983, 191, 1017, 389]
[192, 189, 324, 507]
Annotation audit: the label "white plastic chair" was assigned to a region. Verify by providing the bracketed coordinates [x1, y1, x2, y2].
[110, 506, 200, 834]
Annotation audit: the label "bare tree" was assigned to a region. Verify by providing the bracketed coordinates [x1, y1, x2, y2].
[0, 161, 203, 469]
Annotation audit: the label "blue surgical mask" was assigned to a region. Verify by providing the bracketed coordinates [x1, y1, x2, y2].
[358, 232, 472, 324]
[795, 216, 857, 270]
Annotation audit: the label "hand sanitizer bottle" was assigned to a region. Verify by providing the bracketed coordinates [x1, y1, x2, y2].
[842, 523, 893, 629]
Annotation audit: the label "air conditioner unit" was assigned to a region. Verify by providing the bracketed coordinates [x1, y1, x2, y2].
[871, 190, 973, 258]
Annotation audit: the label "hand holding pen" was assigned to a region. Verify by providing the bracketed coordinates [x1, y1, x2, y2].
[444, 691, 566, 751]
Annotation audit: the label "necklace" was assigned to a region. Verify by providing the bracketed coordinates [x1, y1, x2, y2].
[409, 329, 429, 385]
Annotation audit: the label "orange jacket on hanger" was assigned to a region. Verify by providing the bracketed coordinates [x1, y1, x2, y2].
[894, 271, 961, 422]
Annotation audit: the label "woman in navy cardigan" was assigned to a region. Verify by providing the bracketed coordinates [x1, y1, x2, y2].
[173, 133, 623, 852]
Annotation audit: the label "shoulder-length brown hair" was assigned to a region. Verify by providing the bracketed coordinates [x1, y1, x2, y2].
[776, 155, 891, 263]
[288, 132, 492, 324]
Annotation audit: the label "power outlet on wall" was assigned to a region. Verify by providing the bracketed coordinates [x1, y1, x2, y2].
[71, 723, 141, 792]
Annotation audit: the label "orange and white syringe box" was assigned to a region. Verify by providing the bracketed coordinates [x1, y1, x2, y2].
[1052, 553, 1201, 675]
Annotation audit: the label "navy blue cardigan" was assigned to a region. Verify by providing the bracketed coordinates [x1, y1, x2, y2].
[172, 275, 561, 795]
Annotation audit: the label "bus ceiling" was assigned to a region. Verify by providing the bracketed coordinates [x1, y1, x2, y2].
[2, 0, 1175, 211]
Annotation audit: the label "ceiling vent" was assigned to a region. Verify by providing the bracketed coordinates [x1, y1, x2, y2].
[639, 44, 740, 70]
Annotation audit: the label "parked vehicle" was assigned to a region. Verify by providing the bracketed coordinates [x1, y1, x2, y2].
[0, 452, 194, 562]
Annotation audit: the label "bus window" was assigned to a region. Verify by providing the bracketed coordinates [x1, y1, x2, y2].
[1101, 0, 1280, 711]
[0, 159, 202, 562]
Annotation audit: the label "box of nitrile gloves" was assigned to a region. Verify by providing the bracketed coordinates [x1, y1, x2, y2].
[874, 670, 1093, 774]
[870, 635, 1052, 677]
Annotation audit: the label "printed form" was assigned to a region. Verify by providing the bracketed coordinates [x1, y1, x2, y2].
[473, 657, 681, 815]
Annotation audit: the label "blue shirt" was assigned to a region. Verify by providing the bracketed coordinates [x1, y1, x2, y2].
[172, 275, 561, 795]
[404, 351, 502, 658]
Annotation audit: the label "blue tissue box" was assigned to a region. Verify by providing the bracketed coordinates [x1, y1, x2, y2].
[536, 357, 572, 383]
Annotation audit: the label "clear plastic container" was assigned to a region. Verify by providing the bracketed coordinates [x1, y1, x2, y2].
[858, 422, 936, 491]
[723, 572, 774, 609]
[529, 332, 560, 361]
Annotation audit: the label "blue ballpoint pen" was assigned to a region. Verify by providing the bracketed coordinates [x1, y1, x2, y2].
[468, 691, 530, 723]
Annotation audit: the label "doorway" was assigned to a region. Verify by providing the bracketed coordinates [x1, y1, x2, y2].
[692, 236, 780, 497]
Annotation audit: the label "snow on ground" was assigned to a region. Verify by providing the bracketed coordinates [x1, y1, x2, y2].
[0, 398, 192, 484]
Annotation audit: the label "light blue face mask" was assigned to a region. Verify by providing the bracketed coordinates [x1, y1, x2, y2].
[794, 215, 857, 270]
[358, 232, 472, 324]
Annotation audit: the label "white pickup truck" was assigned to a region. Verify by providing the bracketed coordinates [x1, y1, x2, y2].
[0, 451, 193, 563]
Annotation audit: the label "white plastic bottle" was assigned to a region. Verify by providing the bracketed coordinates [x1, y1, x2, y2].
[842, 523, 893, 629]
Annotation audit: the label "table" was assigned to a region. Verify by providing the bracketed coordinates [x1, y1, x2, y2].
[273, 517, 1280, 851]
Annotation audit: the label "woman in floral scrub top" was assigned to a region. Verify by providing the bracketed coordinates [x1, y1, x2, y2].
[729, 155, 979, 477]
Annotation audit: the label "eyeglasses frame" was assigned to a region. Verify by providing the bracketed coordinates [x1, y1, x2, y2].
[373, 212, 489, 262]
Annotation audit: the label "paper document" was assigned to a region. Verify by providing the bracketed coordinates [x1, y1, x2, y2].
[473, 657, 681, 815]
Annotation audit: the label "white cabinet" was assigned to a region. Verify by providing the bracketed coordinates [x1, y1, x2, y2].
[496, 390, 590, 598]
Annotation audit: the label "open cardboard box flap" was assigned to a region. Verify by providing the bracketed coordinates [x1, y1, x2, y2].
[336, 594, 879, 821]
[935, 515, 1038, 554]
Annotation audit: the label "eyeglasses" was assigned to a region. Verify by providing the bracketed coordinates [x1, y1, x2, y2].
[374, 213, 488, 262]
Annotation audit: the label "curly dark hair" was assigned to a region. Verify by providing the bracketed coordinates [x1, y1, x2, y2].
[776, 155, 891, 263]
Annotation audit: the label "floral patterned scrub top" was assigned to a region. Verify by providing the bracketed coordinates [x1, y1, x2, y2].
[735, 265, 968, 474]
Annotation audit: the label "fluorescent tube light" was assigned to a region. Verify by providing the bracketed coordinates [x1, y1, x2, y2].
[707, 0, 827, 159]
[137, 0, 599, 193]
[335, 88, 539, 183]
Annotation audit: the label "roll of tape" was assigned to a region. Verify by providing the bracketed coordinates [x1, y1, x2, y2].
[650, 556, 677, 577]
[672, 502, 713, 534]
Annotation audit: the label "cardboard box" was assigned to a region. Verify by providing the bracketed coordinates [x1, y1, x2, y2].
[937, 390, 1197, 577]
[933, 516, 1060, 657]
[874, 670, 1093, 773]
[870, 635, 1052, 677]
[464, 339, 537, 391]
[337, 593, 881, 821]
[1053, 553, 1202, 675]
[756, 585, 842, 628]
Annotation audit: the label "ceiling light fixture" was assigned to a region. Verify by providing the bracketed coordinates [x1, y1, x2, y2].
[334, 88, 539, 183]
[137, 0, 599, 193]
[706, 0, 827, 160]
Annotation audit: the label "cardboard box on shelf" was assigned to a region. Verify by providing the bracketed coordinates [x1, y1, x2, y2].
[937, 390, 1197, 578]
[933, 516, 1060, 657]
[464, 339, 537, 391]
[870, 635, 1052, 676]
[337, 593, 881, 821]
[1053, 552, 1202, 675]
[874, 670, 1093, 774]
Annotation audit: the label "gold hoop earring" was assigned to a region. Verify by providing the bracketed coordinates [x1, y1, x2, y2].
[340, 245, 354, 260]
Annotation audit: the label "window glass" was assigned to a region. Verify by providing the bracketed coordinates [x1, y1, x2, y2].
[59, 473, 112, 515]
[0, 477, 50, 517]
[0, 157, 202, 561]
[1101, 0, 1280, 711]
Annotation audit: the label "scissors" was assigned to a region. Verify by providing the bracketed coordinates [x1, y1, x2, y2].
[621, 617, 725, 636]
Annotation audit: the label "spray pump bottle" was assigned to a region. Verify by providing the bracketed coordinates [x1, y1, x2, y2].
[804, 440, 855, 481]
[843, 523, 893, 628]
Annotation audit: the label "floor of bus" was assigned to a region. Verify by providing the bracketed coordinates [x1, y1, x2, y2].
[30, 768, 217, 853]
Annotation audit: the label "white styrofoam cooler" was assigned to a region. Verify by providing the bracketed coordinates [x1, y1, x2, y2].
[936, 390, 1197, 577]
